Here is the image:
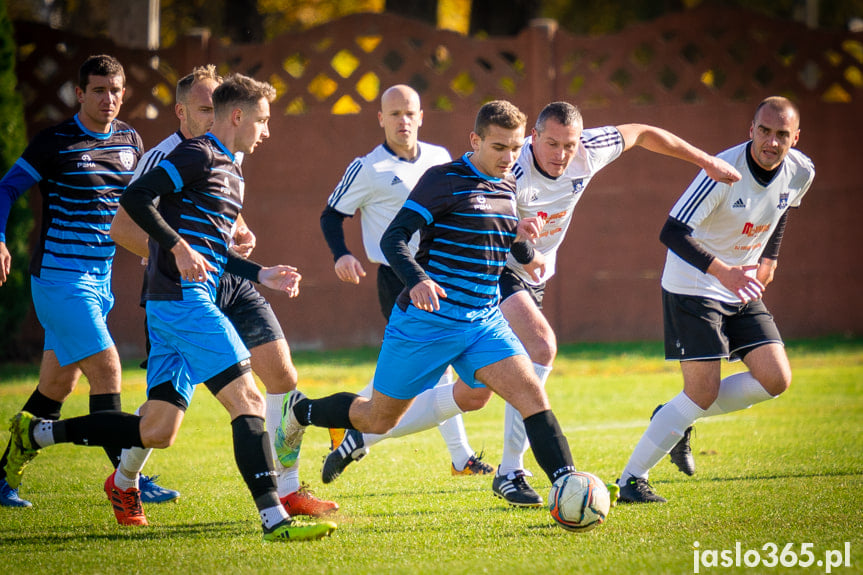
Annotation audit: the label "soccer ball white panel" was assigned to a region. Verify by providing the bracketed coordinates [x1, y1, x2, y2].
[548, 471, 610, 532]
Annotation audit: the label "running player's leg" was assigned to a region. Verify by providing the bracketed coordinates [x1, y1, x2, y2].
[220, 273, 338, 516]
[494, 288, 556, 504]
[375, 265, 481, 475]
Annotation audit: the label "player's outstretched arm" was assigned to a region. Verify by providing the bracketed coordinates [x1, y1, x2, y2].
[258, 265, 301, 297]
[617, 123, 741, 184]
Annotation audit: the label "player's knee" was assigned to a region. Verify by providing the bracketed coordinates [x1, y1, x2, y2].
[141, 427, 177, 449]
[759, 370, 792, 396]
[457, 389, 492, 412]
[364, 416, 397, 435]
[523, 332, 557, 366]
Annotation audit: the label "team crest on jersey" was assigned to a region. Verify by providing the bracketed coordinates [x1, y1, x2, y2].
[119, 150, 135, 170]
[571, 179, 585, 194]
[777, 191, 789, 209]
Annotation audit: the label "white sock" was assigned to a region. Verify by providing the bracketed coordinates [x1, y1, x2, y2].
[357, 377, 375, 399]
[260, 504, 290, 528]
[433, 370, 473, 470]
[363, 383, 464, 448]
[113, 466, 140, 491]
[620, 392, 704, 482]
[32, 419, 55, 448]
[118, 446, 151, 481]
[266, 392, 300, 498]
[498, 362, 552, 476]
[702, 371, 775, 416]
[117, 405, 150, 484]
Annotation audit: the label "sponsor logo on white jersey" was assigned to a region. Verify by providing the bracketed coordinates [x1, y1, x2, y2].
[732, 198, 747, 208]
[741, 222, 770, 237]
[390, 175, 402, 185]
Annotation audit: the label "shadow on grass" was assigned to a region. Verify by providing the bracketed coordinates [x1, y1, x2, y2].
[657, 469, 862, 485]
[0, 519, 252, 545]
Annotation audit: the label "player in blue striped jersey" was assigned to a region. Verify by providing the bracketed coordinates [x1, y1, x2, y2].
[617, 96, 815, 503]
[277, 102, 598, 530]
[320, 85, 491, 479]
[6, 74, 336, 541]
[0, 55, 142, 508]
[111, 65, 338, 515]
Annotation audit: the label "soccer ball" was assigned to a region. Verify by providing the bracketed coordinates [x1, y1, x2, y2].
[548, 471, 611, 532]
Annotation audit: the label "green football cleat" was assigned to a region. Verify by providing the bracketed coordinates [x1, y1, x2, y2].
[606, 482, 621, 508]
[262, 518, 337, 542]
[5, 412, 40, 490]
[274, 390, 307, 468]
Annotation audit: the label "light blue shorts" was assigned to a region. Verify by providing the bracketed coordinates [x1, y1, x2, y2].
[31, 275, 115, 366]
[373, 304, 527, 400]
[145, 298, 251, 406]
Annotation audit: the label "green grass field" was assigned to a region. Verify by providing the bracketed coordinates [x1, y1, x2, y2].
[1, 338, 861, 575]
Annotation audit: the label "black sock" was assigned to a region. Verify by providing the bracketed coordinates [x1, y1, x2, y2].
[231, 415, 280, 511]
[523, 409, 576, 483]
[293, 392, 357, 428]
[0, 389, 63, 481]
[90, 393, 123, 468]
[55, 411, 143, 448]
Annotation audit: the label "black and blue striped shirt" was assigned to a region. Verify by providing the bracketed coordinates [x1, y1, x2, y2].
[0, 114, 142, 280]
[387, 153, 520, 323]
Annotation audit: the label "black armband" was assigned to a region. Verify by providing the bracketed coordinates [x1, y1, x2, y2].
[225, 251, 263, 283]
[120, 167, 181, 249]
[510, 241, 536, 265]
[381, 207, 429, 289]
[761, 210, 789, 260]
[320, 205, 352, 262]
[659, 217, 714, 273]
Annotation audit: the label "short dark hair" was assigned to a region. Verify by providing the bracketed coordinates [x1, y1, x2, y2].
[78, 54, 125, 90]
[474, 100, 526, 137]
[176, 64, 222, 104]
[212, 74, 276, 117]
[535, 101, 582, 133]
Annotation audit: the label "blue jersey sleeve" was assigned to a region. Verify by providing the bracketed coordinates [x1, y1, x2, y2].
[0, 160, 40, 242]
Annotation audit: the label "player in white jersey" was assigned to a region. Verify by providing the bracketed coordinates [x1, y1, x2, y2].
[616, 96, 815, 503]
[320, 85, 494, 479]
[488, 101, 742, 506]
[110, 66, 338, 516]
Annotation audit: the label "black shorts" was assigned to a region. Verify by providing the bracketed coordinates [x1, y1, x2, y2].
[377, 264, 406, 321]
[662, 289, 783, 362]
[499, 267, 546, 309]
[217, 272, 285, 349]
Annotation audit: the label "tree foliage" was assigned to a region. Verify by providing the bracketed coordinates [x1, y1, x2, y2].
[0, 0, 33, 359]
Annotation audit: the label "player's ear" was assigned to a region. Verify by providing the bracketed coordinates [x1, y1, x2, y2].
[469, 131, 482, 152]
[232, 107, 243, 126]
